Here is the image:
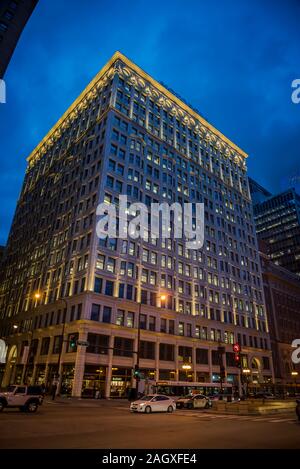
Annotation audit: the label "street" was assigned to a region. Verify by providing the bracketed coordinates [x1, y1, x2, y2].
[0, 399, 299, 449]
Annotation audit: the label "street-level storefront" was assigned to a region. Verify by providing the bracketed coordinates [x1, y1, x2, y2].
[82, 365, 107, 398]
[35, 364, 46, 385]
[110, 367, 132, 398]
[61, 364, 75, 395]
[46, 364, 59, 392]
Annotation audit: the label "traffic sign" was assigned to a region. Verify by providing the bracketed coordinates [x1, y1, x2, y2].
[77, 340, 89, 347]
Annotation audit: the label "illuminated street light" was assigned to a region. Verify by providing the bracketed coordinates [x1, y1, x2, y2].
[182, 363, 192, 370]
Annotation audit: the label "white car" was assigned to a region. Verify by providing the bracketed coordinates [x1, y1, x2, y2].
[130, 394, 176, 413]
[176, 394, 211, 409]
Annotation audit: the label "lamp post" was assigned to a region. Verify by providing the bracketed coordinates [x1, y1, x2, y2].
[242, 368, 251, 397]
[135, 294, 167, 397]
[182, 363, 192, 382]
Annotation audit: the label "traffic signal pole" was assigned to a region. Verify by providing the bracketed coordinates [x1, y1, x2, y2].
[135, 301, 142, 397]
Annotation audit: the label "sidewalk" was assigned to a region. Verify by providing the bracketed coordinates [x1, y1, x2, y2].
[44, 396, 129, 406]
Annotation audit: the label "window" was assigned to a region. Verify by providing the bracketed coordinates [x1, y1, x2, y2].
[169, 320, 175, 335]
[107, 257, 115, 273]
[105, 280, 114, 296]
[126, 312, 134, 328]
[102, 306, 111, 323]
[140, 341, 155, 359]
[91, 304, 100, 321]
[96, 254, 105, 270]
[53, 335, 62, 354]
[178, 322, 184, 336]
[87, 333, 109, 354]
[139, 314, 147, 330]
[159, 343, 174, 361]
[94, 277, 102, 293]
[160, 318, 167, 333]
[113, 337, 133, 357]
[116, 309, 125, 326]
[196, 349, 208, 364]
[40, 337, 50, 355]
[149, 316, 156, 331]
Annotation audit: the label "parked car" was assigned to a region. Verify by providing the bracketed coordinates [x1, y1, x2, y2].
[253, 392, 275, 400]
[208, 393, 240, 402]
[130, 394, 176, 413]
[0, 385, 44, 413]
[176, 394, 211, 409]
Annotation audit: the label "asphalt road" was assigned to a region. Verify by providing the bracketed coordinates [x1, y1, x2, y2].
[0, 399, 299, 449]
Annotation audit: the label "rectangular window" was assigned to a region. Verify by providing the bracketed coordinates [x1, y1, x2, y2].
[52, 335, 62, 354]
[140, 341, 155, 359]
[102, 306, 111, 323]
[94, 277, 102, 293]
[126, 311, 134, 328]
[113, 337, 133, 357]
[105, 280, 114, 296]
[91, 304, 100, 321]
[87, 333, 109, 354]
[116, 309, 125, 326]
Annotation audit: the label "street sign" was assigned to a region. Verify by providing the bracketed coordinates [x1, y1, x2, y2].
[77, 340, 89, 347]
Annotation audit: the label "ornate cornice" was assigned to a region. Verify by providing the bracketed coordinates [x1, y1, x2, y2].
[26, 51, 247, 168]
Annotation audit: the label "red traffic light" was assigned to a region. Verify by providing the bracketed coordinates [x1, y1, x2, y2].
[233, 343, 241, 353]
[234, 353, 240, 362]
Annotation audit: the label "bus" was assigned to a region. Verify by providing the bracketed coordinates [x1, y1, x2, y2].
[153, 381, 233, 398]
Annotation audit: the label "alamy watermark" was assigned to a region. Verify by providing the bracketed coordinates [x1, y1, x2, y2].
[96, 195, 204, 250]
[291, 79, 300, 104]
[292, 339, 300, 365]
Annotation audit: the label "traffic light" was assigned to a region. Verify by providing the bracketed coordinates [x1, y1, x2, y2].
[133, 364, 141, 379]
[233, 343, 241, 367]
[69, 335, 77, 350]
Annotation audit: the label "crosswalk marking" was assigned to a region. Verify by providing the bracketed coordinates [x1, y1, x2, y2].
[175, 410, 297, 424]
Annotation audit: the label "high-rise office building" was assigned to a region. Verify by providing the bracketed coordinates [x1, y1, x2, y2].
[0, 52, 273, 397]
[260, 248, 300, 387]
[0, 0, 38, 78]
[248, 177, 272, 206]
[250, 181, 300, 276]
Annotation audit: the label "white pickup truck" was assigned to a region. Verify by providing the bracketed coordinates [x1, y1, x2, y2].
[0, 385, 44, 413]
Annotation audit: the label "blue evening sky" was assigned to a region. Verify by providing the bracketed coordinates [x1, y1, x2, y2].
[0, 0, 299, 245]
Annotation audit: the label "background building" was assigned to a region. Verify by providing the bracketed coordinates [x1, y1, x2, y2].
[248, 177, 272, 206]
[0, 52, 273, 397]
[250, 181, 300, 276]
[260, 246, 300, 390]
[0, 0, 38, 78]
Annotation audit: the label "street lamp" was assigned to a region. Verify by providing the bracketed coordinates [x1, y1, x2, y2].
[135, 294, 167, 396]
[242, 368, 251, 397]
[182, 363, 192, 382]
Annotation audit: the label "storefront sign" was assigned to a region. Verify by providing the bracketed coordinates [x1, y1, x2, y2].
[0, 339, 8, 364]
